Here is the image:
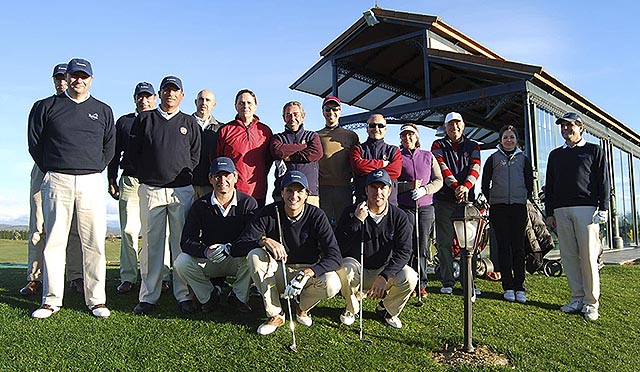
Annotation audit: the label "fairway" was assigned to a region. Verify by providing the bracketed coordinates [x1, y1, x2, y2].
[1, 240, 639, 371]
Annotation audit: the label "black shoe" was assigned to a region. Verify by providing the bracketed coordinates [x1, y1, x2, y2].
[228, 292, 252, 313]
[375, 301, 388, 319]
[179, 300, 197, 314]
[69, 278, 84, 295]
[20, 281, 42, 296]
[133, 302, 156, 315]
[201, 287, 222, 313]
[116, 281, 134, 294]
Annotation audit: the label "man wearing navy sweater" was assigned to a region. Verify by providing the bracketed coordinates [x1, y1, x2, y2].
[108, 82, 171, 295]
[129, 76, 201, 315]
[545, 112, 610, 321]
[233, 170, 342, 335]
[22, 63, 84, 297]
[174, 157, 257, 313]
[28, 58, 115, 319]
[336, 169, 417, 329]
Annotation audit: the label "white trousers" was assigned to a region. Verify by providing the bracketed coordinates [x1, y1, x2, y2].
[555, 206, 601, 307]
[247, 248, 341, 318]
[28, 164, 83, 282]
[40, 171, 107, 308]
[118, 176, 172, 283]
[138, 184, 193, 304]
[173, 252, 251, 304]
[337, 257, 417, 316]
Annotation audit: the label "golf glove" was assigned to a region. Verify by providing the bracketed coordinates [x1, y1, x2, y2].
[284, 271, 310, 299]
[411, 186, 427, 200]
[592, 210, 608, 224]
[206, 243, 231, 263]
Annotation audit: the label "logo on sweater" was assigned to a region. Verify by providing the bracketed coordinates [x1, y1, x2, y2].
[382, 154, 388, 161]
[180, 127, 187, 135]
[88, 113, 99, 120]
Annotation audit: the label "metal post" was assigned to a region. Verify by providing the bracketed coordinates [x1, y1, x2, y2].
[462, 246, 475, 353]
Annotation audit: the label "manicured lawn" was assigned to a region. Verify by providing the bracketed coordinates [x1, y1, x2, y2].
[0, 239, 638, 371]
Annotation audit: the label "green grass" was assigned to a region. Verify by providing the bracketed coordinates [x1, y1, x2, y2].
[0, 239, 638, 371]
[0, 238, 124, 266]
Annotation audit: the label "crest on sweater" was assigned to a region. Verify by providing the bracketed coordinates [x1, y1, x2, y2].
[180, 127, 187, 135]
[88, 113, 99, 120]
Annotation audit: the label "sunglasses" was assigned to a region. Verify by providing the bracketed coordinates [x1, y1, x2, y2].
[368, 123, 386, 129]
[323, 106, 341, 113]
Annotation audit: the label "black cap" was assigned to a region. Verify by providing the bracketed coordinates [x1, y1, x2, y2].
[134, 82, 155, 97]
[280, 170, 309, 189]
[52, 63, 67, 77]
[209, 157, 236, 174]
[366, 169, 391, 186]
[66, 58, 93, 76]
[160, 76, 183, 91]
[555, 112, 583, 125]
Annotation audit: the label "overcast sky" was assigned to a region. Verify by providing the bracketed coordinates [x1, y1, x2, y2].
[0, 0, 636, 226]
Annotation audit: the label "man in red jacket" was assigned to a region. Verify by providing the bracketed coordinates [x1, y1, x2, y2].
[217, 89, 273, 207]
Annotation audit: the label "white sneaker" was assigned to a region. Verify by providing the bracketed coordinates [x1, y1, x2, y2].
[503, 290, 515, 302]
[340, 310, 356, 326]
[31, 304, 60, 319]
[440, 286, 453, 294]
[384, 315, 403, 329]
[515, 291, 527, 304]
[90, 304, 111, 318]
[582, 304, 599, 321]
[560, 300, 584, 313]
[257, 312, 285, 335]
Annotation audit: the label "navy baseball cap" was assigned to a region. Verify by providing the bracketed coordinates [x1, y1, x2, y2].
[66, 58, 93, 76]
[555, 112, 583, 125]
[209, 157, 236, 175]
[134, 82, 155, 97]
[281, 170, 309, 189]
[160, 76, 183, 91]
[366, 169, 391, 186]
[52, 63, 67, 77]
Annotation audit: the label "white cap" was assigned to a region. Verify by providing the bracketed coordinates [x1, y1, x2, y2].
[399, 124, 419, 136]
[444, 112, 464, 124]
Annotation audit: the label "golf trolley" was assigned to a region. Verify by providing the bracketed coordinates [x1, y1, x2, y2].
[434, 195, 492, 280]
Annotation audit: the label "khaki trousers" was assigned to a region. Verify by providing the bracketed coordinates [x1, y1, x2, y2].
[554, 206, 601, 307]
[138, 184, 193, 304]
[248, 248, 341, 318]
[40, 172, 106, 308]
[28, 165, 83, 282]
[337, 257, 417, 317]
[174, 252, 251, 304]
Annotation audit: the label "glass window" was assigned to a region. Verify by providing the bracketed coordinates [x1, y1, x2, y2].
[612, 147, 633, 245]
[634, 157, 640, 245]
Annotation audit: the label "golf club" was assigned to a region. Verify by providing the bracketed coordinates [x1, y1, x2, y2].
[414, 200, 424, 307]
[359, 220, 373, 345]
[276, 205, 297, 352]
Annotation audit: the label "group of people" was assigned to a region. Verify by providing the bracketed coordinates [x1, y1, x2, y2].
[23, 57, 610, 333]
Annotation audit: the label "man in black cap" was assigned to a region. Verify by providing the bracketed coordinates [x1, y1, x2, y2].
[174, 157, 258, 313]
[545, 112, 609, 321]
[108, 82, 172, 295]
[28, 58, 115, 319]
[22, 63, 84, 297]
[336, 169, 417, 329]
[232, 170, 342, 335]
[129, 75, 201, 315]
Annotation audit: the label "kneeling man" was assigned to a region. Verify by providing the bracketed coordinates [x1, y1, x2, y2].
[233, 170, 342, 335]
[174, 157, 258, 313]
[336, 169, 417, 329]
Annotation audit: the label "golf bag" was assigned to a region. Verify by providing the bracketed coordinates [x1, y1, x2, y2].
[524, 199, 562, 277]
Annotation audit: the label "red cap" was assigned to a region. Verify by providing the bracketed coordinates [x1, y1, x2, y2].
[322, 96, 341, 107]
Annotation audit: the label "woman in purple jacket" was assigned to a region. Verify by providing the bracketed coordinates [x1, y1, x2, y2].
[397, 123, 443, 296]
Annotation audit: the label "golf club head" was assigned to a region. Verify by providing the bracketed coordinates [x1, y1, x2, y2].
[289, 344, 298, 352]
[413, 300, 424, 308]
[360, 338, 373, 345]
